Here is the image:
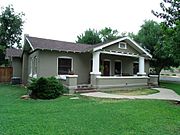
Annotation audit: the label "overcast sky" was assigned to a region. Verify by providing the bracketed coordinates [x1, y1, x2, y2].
[1, 0, 162, 42]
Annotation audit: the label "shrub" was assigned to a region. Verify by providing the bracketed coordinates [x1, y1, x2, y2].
[28, 77, 63, 99]
[62, 86, 69, 94]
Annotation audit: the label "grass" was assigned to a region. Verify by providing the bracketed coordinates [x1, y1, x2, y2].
[104, 88, 159, 96]
[0, 84, 180, 135]
[160, 81, 180, 95]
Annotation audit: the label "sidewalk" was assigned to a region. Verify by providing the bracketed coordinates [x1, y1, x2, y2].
[160, 76, 180, 82]
[81, 88, 180, 101]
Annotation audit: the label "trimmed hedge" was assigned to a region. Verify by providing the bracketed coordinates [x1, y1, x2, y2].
[28, 77, 64, 99]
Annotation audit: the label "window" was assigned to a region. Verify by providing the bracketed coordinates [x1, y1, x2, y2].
[34, 56, 37, 75]
[29, 56, 38, 77]
[30, 57, 33, 76]
[58, 57, 72, 75]
[118, 42, 127, 49]
[114, 61, 122, 75]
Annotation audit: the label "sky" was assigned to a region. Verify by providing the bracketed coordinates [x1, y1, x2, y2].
[1, 0, 162, 42]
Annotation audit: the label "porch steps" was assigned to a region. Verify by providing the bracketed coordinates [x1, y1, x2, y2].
[75, 84, 97, 93]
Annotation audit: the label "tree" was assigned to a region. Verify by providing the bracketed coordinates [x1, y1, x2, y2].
[76, 29, 101, 45]
[152, 0, 180, 63]
[76, 27, 121, 45]
[99, 27, 120, 42]
[152, 0, 179, 27]
[0, 5, 24, 65]
[133, 20, 178, 84]
[133, 20, 162, 52]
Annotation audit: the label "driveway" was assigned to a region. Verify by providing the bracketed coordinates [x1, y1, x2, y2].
[81, 88, 180, 101]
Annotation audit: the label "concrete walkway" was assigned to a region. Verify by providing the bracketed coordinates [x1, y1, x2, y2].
[81, 88, 180, 101]
[160, 76, 180, 82]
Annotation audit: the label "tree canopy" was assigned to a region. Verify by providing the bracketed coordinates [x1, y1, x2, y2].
[152, 0, 180, 63]
[152, 0, 179, 27]
[76, 27, 121, 45]
[99, 27, 120, 42]
[131, 20, 178, 84]
[0, 5, 24, 65]
[76, 29, 101, 45]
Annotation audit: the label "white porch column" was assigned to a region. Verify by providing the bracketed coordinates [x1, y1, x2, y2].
[91, 51, 101, 75]
[90, 51, 101, 87]
[137, 56, 146, 76]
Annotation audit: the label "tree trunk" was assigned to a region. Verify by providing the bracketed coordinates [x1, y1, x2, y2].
[155, 67, 163, 86]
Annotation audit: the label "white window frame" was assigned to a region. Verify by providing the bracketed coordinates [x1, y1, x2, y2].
[118, 42, 127, 49]
[29, 57, 33, 77]
[114, 60, 122, 76]
[57, 56, 73, 76]
[33, 56, 38, 77]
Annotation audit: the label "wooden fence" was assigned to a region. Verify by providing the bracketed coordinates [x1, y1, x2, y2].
[0, 67, 13, 82]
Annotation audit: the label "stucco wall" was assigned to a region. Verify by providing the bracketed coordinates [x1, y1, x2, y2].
[145, 60, 150, 74]
[96, 76, 149, 88]
[38, 50, 91, 84]
[104, 41, 139, 54]
[22, 51, 29, 84]
[12, 57, 22, 77]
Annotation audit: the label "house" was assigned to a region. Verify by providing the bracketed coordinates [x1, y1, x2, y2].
[6, 35, 158, 89]
[6, 48, 22, 78]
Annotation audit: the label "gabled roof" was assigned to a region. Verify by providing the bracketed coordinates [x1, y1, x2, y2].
[25, 36, 152, 58]
[93, 37, 152, 58]
[6, 48, 22, 58]
[25, 36, 93, 53]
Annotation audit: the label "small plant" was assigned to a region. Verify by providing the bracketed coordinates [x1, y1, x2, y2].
[172, 74, 176, 76]
[28, 77, 63, 99]
[62, 86, 69, 94]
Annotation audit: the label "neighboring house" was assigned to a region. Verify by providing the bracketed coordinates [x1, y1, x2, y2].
[6, 35, 158, 89]
[6, 48, 22, 78]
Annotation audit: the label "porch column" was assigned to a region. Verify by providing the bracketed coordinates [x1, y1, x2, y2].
[137, 56, 146, 76]
[91, 51, 101, 75]
[90, 51, 101, 87]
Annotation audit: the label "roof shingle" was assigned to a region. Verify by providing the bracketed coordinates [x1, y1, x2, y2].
[6, 48, 22, 58]
[26, 36, 94, 52]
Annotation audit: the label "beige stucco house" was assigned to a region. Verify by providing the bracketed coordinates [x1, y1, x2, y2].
[6, 35, 158, 90]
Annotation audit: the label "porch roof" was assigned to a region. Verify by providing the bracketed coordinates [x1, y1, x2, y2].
[100, 50, 140, 58]
[93, 37, 152, 58]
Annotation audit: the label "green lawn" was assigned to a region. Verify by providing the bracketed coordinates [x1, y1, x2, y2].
[0, 84, 180, 135]
[160, 81, 180, 95]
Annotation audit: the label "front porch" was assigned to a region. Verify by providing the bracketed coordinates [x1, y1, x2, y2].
[90, 50, 151, 88]
[59, 37, 158, 91]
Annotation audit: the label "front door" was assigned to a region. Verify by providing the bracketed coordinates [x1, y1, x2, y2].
[103, 60, 110, 76]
